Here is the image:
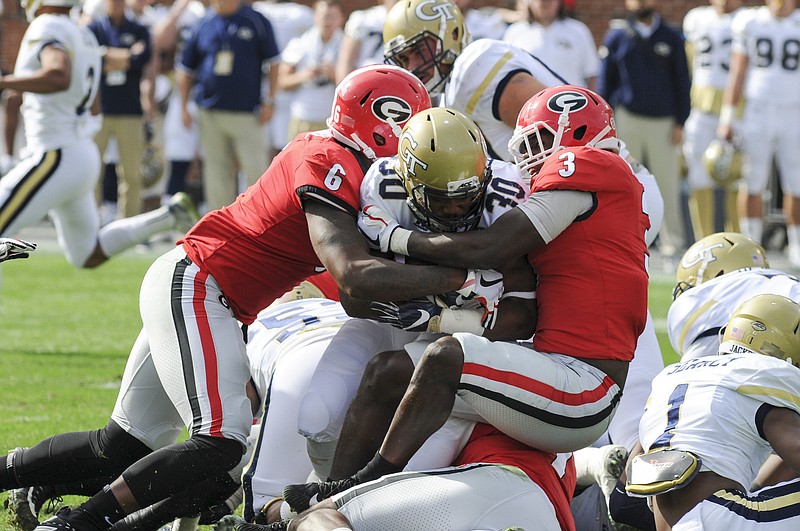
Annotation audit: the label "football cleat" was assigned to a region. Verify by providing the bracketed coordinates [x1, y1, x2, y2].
[282, 476, 359, 513]
[33, 507, 77, 531]
[574, 444, 629, 502]
[4, 487, 39, 531]
[168, 192, 201, 234]
[234, 520, 290, 531]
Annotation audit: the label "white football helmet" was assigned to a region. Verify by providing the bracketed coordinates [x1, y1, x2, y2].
[21, 0, 81, 21]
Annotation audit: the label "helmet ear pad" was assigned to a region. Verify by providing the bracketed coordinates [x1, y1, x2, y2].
[327, 65, 431, 160]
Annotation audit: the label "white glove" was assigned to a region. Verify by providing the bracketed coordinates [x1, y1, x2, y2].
[357, 204, 403, 253]
[457, 269, 504, 329]
[0, 238, 37, 263]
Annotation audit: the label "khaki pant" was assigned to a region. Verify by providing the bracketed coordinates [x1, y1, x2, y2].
[287, 117, 328, 141]
[615, 106, 685, 254]
[94, 115, 145, 217]
[198, 108, 268, 211]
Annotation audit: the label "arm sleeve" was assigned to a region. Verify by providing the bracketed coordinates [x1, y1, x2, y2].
[515, 189, 594, 243]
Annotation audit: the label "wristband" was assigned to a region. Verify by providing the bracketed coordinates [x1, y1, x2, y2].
[719, 104, 736, 127]
[501, 290, 536, 300]
[389, 227, 412, 256]
[434, 308, 485, 335]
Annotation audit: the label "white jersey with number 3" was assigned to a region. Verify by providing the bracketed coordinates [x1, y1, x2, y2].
[14, 14, 101, 151]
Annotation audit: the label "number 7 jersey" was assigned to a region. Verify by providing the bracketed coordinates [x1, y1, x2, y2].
[14, 13, 101, 151]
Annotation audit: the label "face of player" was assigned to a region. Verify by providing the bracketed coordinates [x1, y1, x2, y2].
[426, 194, 480, 222]
[390, 36, 445, 86]
[529, 0, 561, 25]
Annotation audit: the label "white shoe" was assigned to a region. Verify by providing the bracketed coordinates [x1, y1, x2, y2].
[167, 193, 201, 234]
[788, 246, 800, 270]
[574, 444, 628, 501]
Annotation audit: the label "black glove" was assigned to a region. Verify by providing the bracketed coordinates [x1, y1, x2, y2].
[370, 298, 442, 332]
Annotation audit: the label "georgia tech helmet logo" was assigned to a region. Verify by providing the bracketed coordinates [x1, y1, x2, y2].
[399, 131, 429, 176]
[547, 91, 589, 114]
[372, 96, 413, 124]
[415, 0, 456, 21]
[680, 242, 724, 269]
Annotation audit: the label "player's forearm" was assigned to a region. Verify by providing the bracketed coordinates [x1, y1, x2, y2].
[336, 257, 466, 302]
[0, 71, 69, 94]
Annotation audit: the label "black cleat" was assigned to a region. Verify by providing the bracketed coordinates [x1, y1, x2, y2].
[235, 520, 290, 531]
[4, 487, 39, 531]
[33, 507, 78, 531]
[282, 476, 359, 513]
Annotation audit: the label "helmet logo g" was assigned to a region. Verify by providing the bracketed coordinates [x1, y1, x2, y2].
[372, 96, 413, 125]
[547, 91, 589, 114]
[415, 0, 456, 21]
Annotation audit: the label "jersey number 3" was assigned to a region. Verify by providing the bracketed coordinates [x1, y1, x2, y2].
[558, 151, 576, 178]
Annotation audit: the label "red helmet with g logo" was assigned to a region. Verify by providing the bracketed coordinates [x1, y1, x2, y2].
[508, 85, 617, 176]
[327, 65, 431, 160]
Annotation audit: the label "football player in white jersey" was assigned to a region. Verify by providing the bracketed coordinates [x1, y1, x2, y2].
[0, 0, 199, 270]
[682, 0, 743, 240]
[665, 232, 800, 362]
[632, 293, 800, 530]
[334, 0, 397, 83]
[718, 0, 800, 267]
[382, 0, 565, 161]
[295, 107, 538, 487]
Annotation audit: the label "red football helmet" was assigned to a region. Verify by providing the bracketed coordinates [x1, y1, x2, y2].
[327, 65, 431, 160]
[507, 85, 617, 176]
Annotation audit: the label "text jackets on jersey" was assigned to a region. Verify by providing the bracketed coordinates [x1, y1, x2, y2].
[179, 130, 367, 324]
[529, 147, 649, 362]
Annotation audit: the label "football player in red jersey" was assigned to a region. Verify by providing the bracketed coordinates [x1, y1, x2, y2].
[282, 85, 651, 513]
[5, 65, 502, 531]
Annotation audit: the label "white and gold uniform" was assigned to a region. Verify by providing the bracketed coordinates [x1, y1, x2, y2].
[668, 268, 800, 361]
[241, 298, 350, 522]
[297, 157, 529, 477]
[0, 13, 102, 265]
[442, 39, 564, 161]
[732, 6, 800, 196]
[682, 5, 740, 192]
[640, 354, 800, 530]
[343, 3, 390, 68]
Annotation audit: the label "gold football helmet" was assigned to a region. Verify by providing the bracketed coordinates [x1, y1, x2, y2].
[383, 0, 469, 96]
[721, 294, 800, 368]
[397, 107, 490, 232]
[703, 138, 743, 186]
[673, 232, 768, 299]
[21, 0, 79, 21]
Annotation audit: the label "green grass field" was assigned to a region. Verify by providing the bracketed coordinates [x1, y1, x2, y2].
[0, 247, 681, 529]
